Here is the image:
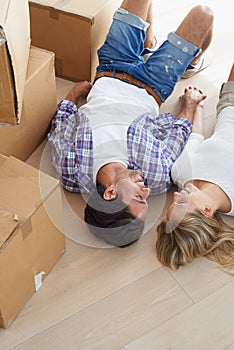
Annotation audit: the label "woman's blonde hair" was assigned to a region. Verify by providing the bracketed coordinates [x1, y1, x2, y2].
[156, 211, 234, 275]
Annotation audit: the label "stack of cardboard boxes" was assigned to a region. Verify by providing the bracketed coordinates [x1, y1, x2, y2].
[0, 0, 57, 160]
[0, 0, 121, 329]
[0, 0, 65, 329]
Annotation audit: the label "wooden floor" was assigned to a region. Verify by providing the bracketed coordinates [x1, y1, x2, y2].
[1, 1, 234, 349]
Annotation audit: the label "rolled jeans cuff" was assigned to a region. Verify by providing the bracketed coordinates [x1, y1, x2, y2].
[114, 8, 149, 31]
[167, 32, 201, 57]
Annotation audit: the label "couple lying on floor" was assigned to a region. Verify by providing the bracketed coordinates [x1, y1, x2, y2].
[48, 0, 234, 274]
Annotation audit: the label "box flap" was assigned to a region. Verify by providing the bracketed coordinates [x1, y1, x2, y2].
[0, 0, 31, 121]
[0, 156, 59, 221]
[29, 0, 113, 19]
[0, 27, 16, 124]
[26, 46, 55, 83]
[0, 208, 19, 249]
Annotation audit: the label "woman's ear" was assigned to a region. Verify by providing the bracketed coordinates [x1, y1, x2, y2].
[103, 185, 117, 200]
[203, 205, 214, 218]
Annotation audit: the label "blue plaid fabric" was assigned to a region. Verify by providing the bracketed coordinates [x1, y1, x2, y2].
[48, 100, 192, 195]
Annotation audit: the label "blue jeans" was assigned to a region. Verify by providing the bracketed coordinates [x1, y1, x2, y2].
[97, 8, 201, 103]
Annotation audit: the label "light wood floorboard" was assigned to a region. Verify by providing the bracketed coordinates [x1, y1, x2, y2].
[10, 268, 193, 350]
[0, 0, 233, 349]
[125, 280, 234, 350]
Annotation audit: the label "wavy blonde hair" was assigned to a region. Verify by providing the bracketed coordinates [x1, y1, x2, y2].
[156, 211, 234, 275]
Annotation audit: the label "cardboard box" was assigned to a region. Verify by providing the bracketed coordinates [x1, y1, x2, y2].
[0, 155, 66, 329]
[29, 0, 121, 82]
[0, 0, 31, 124]
[0, 46, 57, 161]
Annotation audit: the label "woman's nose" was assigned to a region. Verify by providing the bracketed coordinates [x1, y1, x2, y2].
[173, 191, 180, 202]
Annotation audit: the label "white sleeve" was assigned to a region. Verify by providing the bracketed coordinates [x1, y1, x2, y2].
[171, 132, 204, 188]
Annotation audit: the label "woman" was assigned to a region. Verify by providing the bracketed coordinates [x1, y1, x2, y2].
[156, 62, 234, 274]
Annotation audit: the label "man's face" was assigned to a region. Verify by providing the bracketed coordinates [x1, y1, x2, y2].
[116, 169, 151, 220]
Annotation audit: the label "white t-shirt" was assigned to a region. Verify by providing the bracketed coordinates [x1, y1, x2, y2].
[79, 77, 159, 181]
[171, 106, 234, 215]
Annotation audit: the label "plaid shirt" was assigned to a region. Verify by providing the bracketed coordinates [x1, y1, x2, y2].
[48, 100, 192, 195]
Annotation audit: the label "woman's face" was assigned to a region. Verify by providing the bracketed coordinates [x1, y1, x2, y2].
[167, 182, 209, 224]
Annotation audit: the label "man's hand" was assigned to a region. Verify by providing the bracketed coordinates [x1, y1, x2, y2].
[65, 81, 92, 105]
[177, 86, 206, 135]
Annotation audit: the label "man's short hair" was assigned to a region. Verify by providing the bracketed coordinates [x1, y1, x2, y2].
[84, 184, 145, 247]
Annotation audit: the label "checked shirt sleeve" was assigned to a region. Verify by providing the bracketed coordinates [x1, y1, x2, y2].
[128, 112, 192, 195]
[151, 113, 193, 194]
[48, 100, 81, 192]
[159, 113, 193, 163]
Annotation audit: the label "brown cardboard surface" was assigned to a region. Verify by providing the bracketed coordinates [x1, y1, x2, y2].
[0, 0, 31, 124]
[0, 155, 66, 329]
[29, 0, 121, 82]
[0, 28, 16, 124]
[0, 46, 57, 161]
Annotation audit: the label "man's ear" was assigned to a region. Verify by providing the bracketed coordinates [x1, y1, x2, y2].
[103, 185, 117, 201]
[203, 205, 214, 218]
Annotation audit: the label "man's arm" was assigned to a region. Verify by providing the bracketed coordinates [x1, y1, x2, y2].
[177, 86, 206, 135]
[148, 87, 206, 193]
[48, 82, 92, 192]
[174, 86, 206, 156]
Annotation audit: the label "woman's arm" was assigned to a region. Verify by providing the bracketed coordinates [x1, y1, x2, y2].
[170, 87, 206, 187]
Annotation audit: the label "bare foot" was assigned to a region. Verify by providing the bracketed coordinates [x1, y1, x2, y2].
[177, 86, 206, 123]
[65, 81, 92, 105]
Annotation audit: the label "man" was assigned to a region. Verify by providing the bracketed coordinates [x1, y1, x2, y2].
[48, 0, 213, 247]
